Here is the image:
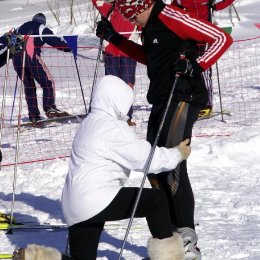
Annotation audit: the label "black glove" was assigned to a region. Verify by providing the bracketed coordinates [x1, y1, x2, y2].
[174, 58, 194, 76]
[174, 53, 203, 77]
[96, 16, 116, 41]
[96, 16, 123, 44]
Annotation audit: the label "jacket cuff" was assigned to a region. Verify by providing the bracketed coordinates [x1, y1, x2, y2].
[110, 33, 124, 45]
[192, 60, 204, 74]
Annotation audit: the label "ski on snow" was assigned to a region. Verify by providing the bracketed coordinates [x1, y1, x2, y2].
[0, 253, 149, 259]
[0, 222, 67, 231]
[0, 254, 13, 259]
[9, 114, 87, 129]
[0, 221, 145, 232]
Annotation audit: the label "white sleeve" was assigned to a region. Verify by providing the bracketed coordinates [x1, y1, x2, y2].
[107, 130, 182, 174]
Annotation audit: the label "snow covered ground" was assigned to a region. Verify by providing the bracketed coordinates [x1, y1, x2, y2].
[0, 0, 260, 259]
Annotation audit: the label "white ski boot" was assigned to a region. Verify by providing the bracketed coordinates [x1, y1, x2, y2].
[178, 227, 201, 260]
[147, 232, 184, 260]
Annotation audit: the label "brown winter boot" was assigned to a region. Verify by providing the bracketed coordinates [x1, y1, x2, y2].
[147, 232, 185, 260]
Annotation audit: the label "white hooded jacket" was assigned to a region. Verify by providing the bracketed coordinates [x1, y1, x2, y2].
[61, 75, 183, 226]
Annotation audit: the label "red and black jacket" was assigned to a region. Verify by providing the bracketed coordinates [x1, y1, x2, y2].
[92, 0, 138, 57]
[111, 0, 233, 106]
[171, 0, 235, 21]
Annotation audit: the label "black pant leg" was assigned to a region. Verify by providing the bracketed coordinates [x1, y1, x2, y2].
[91, 187, 173, 239]
[171, 104, 200, 228]
[147, 101, 200, 229]
[68, 187, 173, 259]
[69, 222, 104, 260]
[32, 55, 55, 111]
[13, 55, 41, 118]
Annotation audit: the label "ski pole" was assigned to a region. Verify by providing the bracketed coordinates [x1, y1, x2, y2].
[215, 62, 225, 122]
[7, 36, 28, 235]
[65, 233, 70, 255]
[232, 3, 240, 21]
[88, 2, 115, 113]
[88, 33, 103, 113]
[10, 74, 19, 123]
[208, 0, 216, 23]
[74, 58, 88, 114]
[229, 3, 240, 26]
[118, 74, 180, 260]
[0, 48, 11, 170]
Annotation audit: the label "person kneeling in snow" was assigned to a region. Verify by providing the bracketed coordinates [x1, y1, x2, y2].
[13, 75, 190, 260]
[61, 75, 190, 260]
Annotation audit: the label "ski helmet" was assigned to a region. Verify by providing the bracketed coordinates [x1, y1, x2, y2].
[32, 13, 46, 25]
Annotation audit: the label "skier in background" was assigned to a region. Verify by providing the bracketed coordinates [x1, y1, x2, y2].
[96, 0, 233, 259]
[12, 13, 71, 124]
[92, 0, 139, 126]
[61, 75, 191, 260]
[171, 0, 236, 118]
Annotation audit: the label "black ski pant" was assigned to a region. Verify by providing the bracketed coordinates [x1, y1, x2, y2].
[147, 100, 200, 230]
[13, 53, 55, 119]
[68, 187, 173, 260]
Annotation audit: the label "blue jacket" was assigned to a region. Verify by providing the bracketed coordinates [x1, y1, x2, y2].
[15, 20, 70, 57]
